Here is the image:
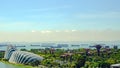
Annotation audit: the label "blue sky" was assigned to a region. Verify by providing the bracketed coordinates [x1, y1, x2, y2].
[0, 0, 120, 42]
[0, 0, 120, 31]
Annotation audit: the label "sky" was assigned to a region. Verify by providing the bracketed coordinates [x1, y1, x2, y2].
[0, 0, 120, 42]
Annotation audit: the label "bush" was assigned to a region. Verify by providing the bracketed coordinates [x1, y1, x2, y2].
[75, 56, 86, 68]
[2, 58, 8, 61]
[98, 61, 110, 68]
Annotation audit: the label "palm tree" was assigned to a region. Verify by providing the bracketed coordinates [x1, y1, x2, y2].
[50, 48, 55, 54]
[114, 45, 118, 51]
[95, 45, 102, 56]
[85, 48, 89, 56]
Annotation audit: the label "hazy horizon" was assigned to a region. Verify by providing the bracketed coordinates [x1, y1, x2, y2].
[0, 0, 120, 42]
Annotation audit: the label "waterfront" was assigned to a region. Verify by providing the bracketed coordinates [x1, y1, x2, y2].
[0, 62, 16, 68]
[1, 42, 120, 68]
[0, 41, 120, 51]
[0, 62, 30, 68]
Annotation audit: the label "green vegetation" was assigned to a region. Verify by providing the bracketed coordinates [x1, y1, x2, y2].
[27, 45, 120, 68]
[1, 61, 34, 68]
[0, 51, 5, 61]
[1, 45, 120, 68]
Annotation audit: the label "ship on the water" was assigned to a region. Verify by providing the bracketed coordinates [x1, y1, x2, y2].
[57, 44, 69, 47]
[71, 45, 80, 47]
[31, 44, 41, 46]
[15, 45, 26, 47]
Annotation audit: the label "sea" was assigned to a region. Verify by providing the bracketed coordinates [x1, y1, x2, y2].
[0, 41, 120, 51]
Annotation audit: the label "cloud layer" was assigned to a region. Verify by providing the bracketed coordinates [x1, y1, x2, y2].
[0, 30, 120, 42]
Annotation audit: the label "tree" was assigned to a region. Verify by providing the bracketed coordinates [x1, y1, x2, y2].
[76, 56, 86, 68]
[85, 49, 89, 56]
[98, 61, 110, 68]
[20, 49, 27, 51]
[29, 60, 40, 66]
[95, 45, 102, 56]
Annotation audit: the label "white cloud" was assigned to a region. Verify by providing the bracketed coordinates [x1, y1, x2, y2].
[55, 30, 61, 32]
[64, 30, 70, 32]
[31, 30, 36, 33]
[0, 30, 120, 42]
[41, 30, 52, 33]
[71, 30, 77, 32]
[64, 30, 77, 32]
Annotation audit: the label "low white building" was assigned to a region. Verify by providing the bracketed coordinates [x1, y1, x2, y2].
[111, 64, 120, 68]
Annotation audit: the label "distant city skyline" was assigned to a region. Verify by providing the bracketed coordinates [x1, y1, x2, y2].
[0, 0, 120, 42]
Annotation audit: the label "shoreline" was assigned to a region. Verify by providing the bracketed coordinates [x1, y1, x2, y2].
[0, 60, 36, 68]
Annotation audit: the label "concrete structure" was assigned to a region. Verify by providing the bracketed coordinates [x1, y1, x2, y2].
[111, 64, 120, 68]
[4, 45, 17, 60]
[4, 45, 43, 65]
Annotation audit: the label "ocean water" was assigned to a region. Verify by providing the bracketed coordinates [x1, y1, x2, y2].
[0, 41, 120, 51]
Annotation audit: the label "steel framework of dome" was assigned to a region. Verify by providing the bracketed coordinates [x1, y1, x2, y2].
[4, 45, 43, 65]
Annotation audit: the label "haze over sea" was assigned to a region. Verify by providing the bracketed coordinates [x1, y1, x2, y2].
[0, 0, 120, 43]
[0, 41, 120, 51]
[0, 0, 120, 51]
